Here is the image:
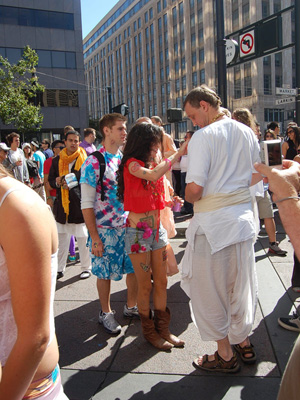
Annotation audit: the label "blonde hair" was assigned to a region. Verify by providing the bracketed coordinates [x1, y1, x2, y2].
[232, 108, 256, 132]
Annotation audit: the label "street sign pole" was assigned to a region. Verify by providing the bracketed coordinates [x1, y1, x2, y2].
[216, 0, 227, 108]
[295, 0, 300, 125]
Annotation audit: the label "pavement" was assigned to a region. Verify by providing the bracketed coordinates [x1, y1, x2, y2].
[55, 209, 300, 400]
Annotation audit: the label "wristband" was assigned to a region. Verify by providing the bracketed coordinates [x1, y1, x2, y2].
[275, 196, 299, 204]
[164, 158, 172, 171]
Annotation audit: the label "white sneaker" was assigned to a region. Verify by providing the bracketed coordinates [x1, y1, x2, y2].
[79, 271, 91, 279]
[98, 310, 121, 334]
[278, 313, 300, 332]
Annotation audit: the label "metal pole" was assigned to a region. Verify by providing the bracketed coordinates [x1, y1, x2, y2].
[107, 86, 112, 113]
[295, 1, 300, 126]
[216, 0, 227, 107]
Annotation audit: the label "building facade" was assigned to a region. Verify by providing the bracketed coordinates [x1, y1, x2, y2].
[83, 0, 295, 138]
[0, 0, 88, 141]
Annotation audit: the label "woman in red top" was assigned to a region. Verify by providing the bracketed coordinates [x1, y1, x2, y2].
[118, 123, 187, 351]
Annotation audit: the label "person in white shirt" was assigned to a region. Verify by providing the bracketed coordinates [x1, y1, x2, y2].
[3, 132, 29, 184]
[181, 85, 261, 373]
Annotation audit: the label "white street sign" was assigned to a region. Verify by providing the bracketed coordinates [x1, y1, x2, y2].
[275, 97, 295, 105]
[239, 30, 255, 57]
[276, 88, 297, 95]
[226, 39, 238, 65]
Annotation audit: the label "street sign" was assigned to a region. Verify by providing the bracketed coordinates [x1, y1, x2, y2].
[226, 39, 239, 65]
[275, 97, 295, 105]
[239, 30, 255, 57]
[276, 87, 297, 95]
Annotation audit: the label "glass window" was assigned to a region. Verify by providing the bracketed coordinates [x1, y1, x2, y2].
[66, 52, 76, 68]
[199, 48, 204, 62]
[182, 75, 186, 89]
[138, 17, 141, 28]
[191, 33, 196, 47]
[52, 51, 66, 68]
[36, 50, 51, 67]
[0, 6, 18, 25]
[149, 8, 153, 19]
[145, 12, 148, 23]
[200, 68, 205, 83]
[34, 10, 49, 28]
[163, 13, 168, 27]
[49, 11, 64, 29]
[163, 0, 167, 9]
[157, 1, 162, 13]
[18, 8, 35, 26]
[179, 2, 184, 18]
[190, 14, 195, 28]
[192, 51, 196, 66]
[6, 48, 22, 64]
[158, 17, 162, 30]
[172, 7, 177, 23]
[134, 21, 137, 31]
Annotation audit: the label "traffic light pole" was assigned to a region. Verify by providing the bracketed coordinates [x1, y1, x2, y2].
[107, 86, 112, 113]
[295, 1, 300, 126]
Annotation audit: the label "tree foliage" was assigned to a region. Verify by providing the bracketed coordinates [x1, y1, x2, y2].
[0, 45, 45, 133]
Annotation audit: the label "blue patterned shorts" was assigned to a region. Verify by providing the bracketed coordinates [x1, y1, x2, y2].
[88, 227, 134, 280]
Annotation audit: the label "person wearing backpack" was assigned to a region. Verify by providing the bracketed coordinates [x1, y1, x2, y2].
[80, 113, 138, 335]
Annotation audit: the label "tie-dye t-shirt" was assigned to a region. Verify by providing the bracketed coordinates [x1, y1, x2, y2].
[80, 146, 126, 228]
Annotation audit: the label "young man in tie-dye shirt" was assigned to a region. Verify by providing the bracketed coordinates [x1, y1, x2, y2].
[80, 114, 138, 335]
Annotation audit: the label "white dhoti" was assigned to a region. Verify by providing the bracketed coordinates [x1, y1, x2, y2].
[181, 234, 257, 344]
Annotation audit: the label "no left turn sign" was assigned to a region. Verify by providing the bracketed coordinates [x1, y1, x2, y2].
[239, 30, 255, 57]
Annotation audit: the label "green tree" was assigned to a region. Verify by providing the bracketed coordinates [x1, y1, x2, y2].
[0, 45, 45, 133]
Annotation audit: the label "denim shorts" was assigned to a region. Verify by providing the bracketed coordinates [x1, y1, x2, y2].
[125, 223, 168, 254]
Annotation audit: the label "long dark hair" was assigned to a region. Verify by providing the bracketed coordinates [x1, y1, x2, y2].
[286, 126, 300, 148]
[117, 123, 163, 200]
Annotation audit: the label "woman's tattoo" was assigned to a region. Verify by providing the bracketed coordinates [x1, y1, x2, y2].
[162, 249, 167, 262]
[140, 215, 155, 228]
[131, 162, 141, 173]
[140, 262, 150, 272]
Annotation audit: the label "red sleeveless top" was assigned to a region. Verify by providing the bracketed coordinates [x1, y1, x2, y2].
[123, 158, 165, 213]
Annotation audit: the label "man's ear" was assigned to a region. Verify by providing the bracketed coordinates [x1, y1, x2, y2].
[199, 100, 209, 111]
[102, 126, 110, 137]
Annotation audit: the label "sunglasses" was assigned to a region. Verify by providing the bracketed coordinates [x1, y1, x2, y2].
[287, 130, 294, 134]
[55, 146, 65, 150]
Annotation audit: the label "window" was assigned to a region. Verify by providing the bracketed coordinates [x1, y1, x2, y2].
[242, 3, 249, 26]
[262, 0, 270, 18]
[175, 60, 179, 73]
[192, 51, 196, 66]
[182, 75, 186, 89]
[191, 33, 196, 47]
[179, 2, 184, 18]
[199, 48, 204, 63]
[264, 74, 272, 95]
[157, 1, 161, 13]
[232, 8, 239, 31]
[275, 53, 282, 67]
[163, 13, 167, 27]
[192, 71, 197, 87]
[200, 68, 205, 84]
[145, 11, 148, 23]
[198, 28, 203, 43]
[175, 78, 180, 92]
[190, 14, 195, 28]
[181, 57, 186, 71]
[163, 0, 167, 9]
[234, 66, 241, 99]
[172, 7, 177, 24]
[244, 62, 252, 97]
[275, 75, 282, 87]
[149, 8, 153, 19]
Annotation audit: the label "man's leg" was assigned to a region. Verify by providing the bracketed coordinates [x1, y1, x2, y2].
[57, 232, 71, 274]
[264, 217, 276, 242]
[97, 279, 111, 313]
[76, 236, 91, 273]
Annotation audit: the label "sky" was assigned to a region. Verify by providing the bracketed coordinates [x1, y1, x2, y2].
[81, 0, 120, 38]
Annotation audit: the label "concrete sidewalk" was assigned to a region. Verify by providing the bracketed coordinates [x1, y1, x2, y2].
[55, 210, 299, 400]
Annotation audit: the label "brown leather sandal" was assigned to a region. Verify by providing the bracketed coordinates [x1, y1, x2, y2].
[193, 351, 240, 373]
[233, 343, 256, 364]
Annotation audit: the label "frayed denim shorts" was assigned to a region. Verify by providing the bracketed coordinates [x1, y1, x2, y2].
[125, 223, 168, 254]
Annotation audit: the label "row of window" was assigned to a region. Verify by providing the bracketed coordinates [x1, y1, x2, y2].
[31, 90, 79, 107]
[0, 47, 76, 69]
[0, 6, 74, 30]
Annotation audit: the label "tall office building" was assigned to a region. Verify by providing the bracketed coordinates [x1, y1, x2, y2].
[83, 0, 295, 137]
[0, 0, 88, 141]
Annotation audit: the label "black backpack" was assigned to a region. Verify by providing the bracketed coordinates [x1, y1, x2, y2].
[90, 151, 106, 201]
[26, 159, 39, 178]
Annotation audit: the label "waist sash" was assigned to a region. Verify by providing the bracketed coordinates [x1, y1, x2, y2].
[194, 188, 251, 213]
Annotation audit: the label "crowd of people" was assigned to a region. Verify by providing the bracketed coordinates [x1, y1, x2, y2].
[0, 85, 299, 399]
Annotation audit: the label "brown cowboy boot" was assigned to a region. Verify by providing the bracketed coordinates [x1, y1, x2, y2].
[154, 307, 185, 347]
[140, 311, 173, 351]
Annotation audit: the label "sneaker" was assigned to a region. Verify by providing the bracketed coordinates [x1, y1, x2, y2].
[98, 310, 121, 334]
[79, 270, 91, 279]
[68, 255, 76, 262]
[268, 242, 287, 256]
[278, 313, 300, 332]
[123, 304, 140, 319]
